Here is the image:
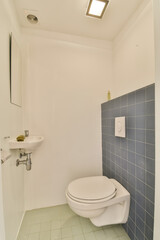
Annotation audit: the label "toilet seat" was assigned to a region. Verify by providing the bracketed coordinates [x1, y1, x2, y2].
[67, 176, 117, 204]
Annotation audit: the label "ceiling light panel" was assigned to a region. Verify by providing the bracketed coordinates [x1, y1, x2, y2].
[86, 0, 109, 19]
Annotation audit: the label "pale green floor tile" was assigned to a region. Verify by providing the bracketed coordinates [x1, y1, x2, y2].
[40, 221, 51, 232]
[79, 218, 90, 226]
[62, 238, 72, 240]
[63, 216, 81, 228]
[103, 227, 120, 238]
[61, 227, 72, 238]
[72, 234, 85, 240]
[80, 219, 94, 233]
[69, 220, 80, 228]
[102, 225, 113, 230]
[28, 232, 39, 240]
[18, 224, 30, 235]
[51, 229, 61, 239]
[117, 235, 130, 240]
[51, 220, 62, 229]
[71, 225, 83, 236]
[112, 225, 128, 237]
[101, 226, 114, 237]
[81, 224, 93, 234]
[84, 232, 96, 240]
[29, 223, 41, 233]
[91, 224, 102, 232]
[17, 204, 130, 240]
[17, 235, 28, 240]
[94, 230, 106, 240]
[40, 231, 51, 240]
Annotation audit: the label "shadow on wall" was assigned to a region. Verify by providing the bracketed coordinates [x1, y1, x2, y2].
[101, 84, 155, 240]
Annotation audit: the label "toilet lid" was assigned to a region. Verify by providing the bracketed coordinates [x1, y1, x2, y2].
[67, 176, 116, 201]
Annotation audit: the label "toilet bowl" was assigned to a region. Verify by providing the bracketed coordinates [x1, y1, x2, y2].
[66, 176, 130, 227]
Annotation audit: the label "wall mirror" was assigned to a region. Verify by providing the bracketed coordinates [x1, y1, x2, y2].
[10, 33, 22, 107]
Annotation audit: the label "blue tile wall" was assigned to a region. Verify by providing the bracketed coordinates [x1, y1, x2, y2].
[101, 84, 155, 240]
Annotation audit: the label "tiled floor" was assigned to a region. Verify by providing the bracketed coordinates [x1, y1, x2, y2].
[17, 204, 130, 240]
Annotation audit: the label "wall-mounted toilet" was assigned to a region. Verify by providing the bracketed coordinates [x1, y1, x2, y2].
[66, 176, 130, 227]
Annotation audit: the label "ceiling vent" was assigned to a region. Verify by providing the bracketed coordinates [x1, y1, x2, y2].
[23, 9, 39, 24]
[27, 14, 38, 24]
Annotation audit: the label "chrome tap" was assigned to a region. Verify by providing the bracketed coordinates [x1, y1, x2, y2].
[24, 130, 29, 137]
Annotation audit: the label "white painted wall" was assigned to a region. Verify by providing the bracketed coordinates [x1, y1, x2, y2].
[0, 155, 5, 240]
[153, 0, 160, 239]
[0, 0, 24, 239]
[112, 0, 155, 98]
[22, 31, 113, 210]
[22, 0, 155, 211]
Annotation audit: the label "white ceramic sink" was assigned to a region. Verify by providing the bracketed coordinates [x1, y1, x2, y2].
[9, 136, 44, 151]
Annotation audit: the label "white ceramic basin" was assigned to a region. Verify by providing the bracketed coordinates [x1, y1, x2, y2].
[9, 136, 44, 150]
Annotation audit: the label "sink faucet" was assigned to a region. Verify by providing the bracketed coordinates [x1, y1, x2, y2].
[24, 130, 29, 137]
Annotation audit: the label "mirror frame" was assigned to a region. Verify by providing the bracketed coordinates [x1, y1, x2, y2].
[9, 33, 22, 107]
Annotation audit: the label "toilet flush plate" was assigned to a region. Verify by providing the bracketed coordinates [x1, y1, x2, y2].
[115, 117, 126, 138]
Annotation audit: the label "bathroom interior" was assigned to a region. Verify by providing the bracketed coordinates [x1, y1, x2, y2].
[0, 0, 160, 239]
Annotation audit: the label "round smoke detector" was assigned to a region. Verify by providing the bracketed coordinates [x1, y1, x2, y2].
[27, 14, 38, 24]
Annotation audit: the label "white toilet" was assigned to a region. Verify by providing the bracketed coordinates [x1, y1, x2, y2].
[66, 176, 130, 227]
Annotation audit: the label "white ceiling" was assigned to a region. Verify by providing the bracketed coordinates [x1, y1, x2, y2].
[14, 0, 145, 40]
